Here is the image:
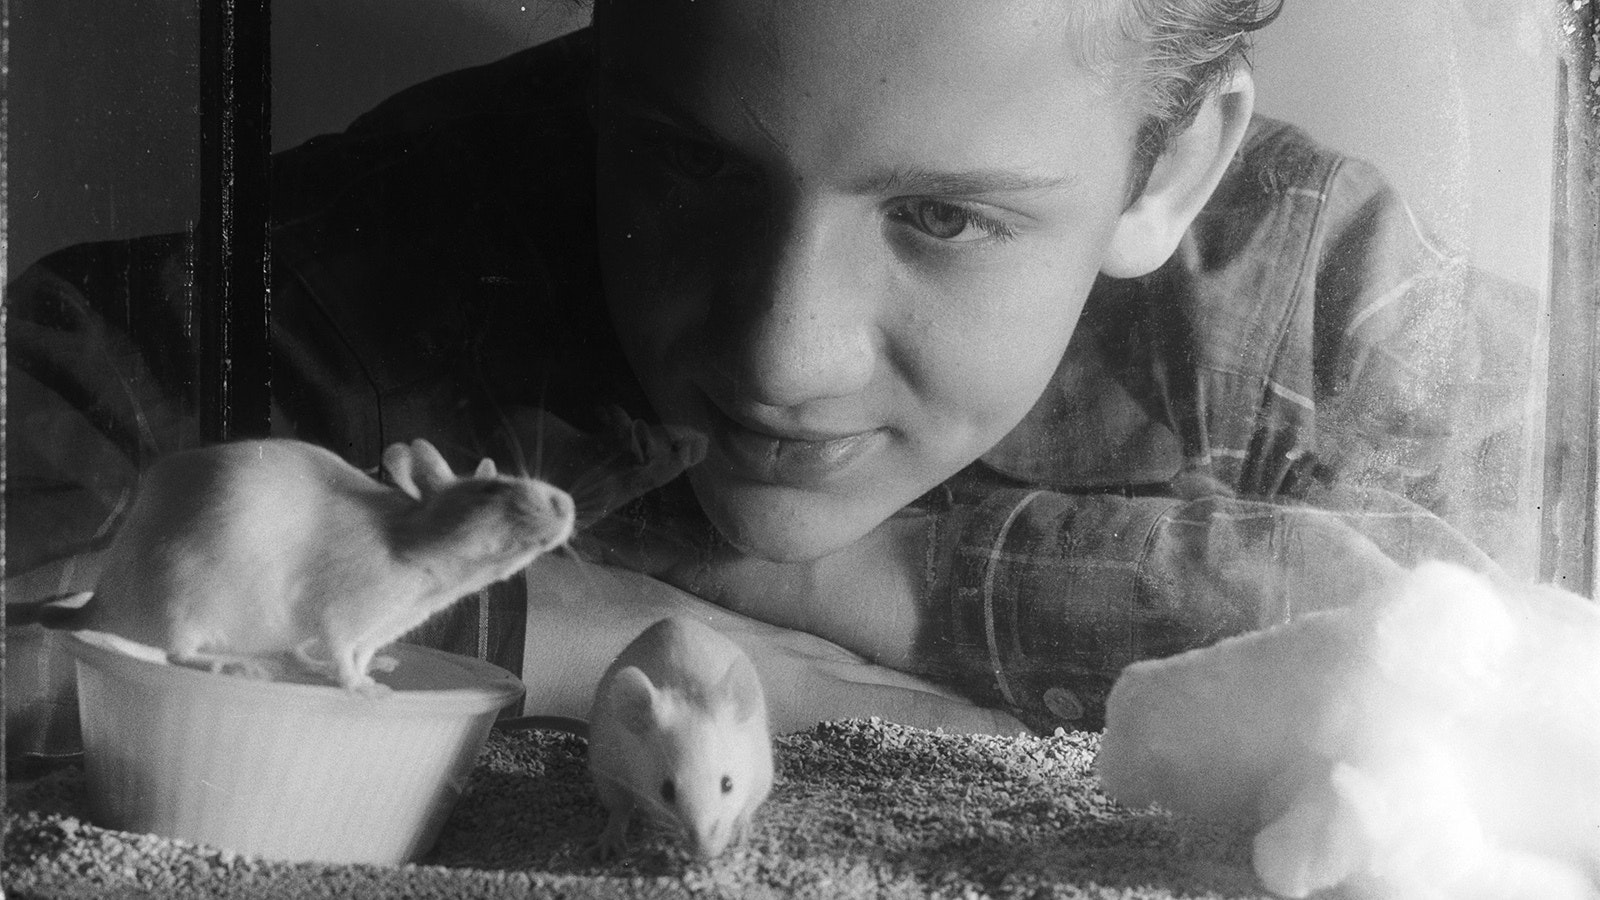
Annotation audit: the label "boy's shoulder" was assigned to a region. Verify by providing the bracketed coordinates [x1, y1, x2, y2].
[981, 113, 1433, 496]
[344, 27, 597, 138]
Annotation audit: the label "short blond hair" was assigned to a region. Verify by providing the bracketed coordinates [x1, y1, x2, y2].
[1076, 0, 1282, 167]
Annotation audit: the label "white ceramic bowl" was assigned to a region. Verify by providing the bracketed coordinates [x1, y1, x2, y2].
[66, 635, 524, 865]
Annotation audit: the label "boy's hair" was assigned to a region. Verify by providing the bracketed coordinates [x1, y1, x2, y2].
[590, 0, 1282, 183]
[1078, 0, 1283, 178]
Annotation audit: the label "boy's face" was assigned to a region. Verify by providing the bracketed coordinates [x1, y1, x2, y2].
[594, 0, 1143, 562]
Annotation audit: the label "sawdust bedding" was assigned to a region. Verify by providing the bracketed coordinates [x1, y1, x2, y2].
[4, 719, 1274, 899]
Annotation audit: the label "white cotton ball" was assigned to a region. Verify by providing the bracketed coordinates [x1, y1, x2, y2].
[1097, 560, 1600, 900]
[1097, 606, 1369, 821]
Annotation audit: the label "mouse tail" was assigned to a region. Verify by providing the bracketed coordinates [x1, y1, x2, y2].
[7, 591, 95, 630]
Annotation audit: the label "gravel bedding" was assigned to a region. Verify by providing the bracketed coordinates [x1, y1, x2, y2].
[4, 719, 1271, 899]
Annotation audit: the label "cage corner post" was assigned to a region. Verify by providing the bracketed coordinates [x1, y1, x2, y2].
[1541, 0, 1600, 599]
[198, 0, 272, 442]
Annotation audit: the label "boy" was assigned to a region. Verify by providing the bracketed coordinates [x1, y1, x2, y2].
[5, 0, 1533, 735]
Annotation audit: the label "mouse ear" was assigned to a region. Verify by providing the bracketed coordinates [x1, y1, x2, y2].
[611, 665, 663, 736]
[382, 442, 424, 500]
[474, 457, 498, 478]
[715, 653, 766, 726]
[408, 439, 459, 495]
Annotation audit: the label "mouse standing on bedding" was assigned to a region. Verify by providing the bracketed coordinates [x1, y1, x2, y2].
[590, 615, 773, 860]
[26, 437, 575, 695]
[500, 615, 774, 860]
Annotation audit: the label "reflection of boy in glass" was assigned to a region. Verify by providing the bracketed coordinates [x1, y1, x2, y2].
[7, 0, 1534, 733]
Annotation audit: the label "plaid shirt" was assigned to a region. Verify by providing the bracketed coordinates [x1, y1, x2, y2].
[6, 29, 1536, 732]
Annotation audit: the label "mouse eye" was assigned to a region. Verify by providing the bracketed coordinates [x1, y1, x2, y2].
[720, 775, 733, 794]
[660, 779, 676, 805]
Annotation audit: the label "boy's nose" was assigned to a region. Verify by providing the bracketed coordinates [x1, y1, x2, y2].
[712, 203, 877, 408]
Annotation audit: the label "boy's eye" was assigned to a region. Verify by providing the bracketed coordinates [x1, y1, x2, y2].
[890, 199, 1016, 244]
[658, 134, 731, 180]
[625, 121, 737, 181]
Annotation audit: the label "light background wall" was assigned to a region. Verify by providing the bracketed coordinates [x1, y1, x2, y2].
[1249, 0, 1560, 295]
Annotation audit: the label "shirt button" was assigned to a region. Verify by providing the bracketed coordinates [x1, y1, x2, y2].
[1043, 687, 1084, 722]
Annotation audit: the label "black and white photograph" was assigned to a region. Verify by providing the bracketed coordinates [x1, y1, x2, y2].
[3, 1, 1596, 897]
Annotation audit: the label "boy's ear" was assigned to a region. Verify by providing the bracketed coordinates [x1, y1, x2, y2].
[1101, 67, 1255, 279]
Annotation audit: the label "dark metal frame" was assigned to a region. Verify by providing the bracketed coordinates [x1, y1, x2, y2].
[197, 0, 273, 441]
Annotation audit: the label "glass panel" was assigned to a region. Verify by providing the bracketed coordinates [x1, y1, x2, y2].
[4, 3, 1599, 893]
[1253, 3, 1564, 582]
[5, 0, 199, 275]
[5, 0, 1598, 783]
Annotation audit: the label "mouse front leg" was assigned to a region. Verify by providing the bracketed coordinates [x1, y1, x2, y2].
[594, 806, 635, 861]
[591, 778, 637, 861]
[730, 809, 756, 850]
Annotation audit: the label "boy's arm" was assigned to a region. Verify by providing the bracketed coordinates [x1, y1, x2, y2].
[520, 553, 1027, 736]
[639, 480, 1499, 736]
[913, 484, 1497, 734]
[5, 236, 204, 579]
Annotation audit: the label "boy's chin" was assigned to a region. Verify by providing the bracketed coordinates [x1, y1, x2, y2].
[695, 479, 895, 564]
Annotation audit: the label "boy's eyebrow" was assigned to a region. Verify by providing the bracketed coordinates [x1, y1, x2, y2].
[598, 67, 1079, 198]
[862, 167, 1080, 198]
[595, 70, 713, 133]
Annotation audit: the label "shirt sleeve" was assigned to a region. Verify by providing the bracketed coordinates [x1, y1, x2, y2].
[914, 483, 1499, 734]
[4, 235, 204, 576]
[907, 131, 1540, 735]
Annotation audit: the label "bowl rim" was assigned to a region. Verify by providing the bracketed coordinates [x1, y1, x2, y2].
[65, 633, 525, 717]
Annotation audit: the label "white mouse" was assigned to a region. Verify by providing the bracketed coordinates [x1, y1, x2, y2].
[43, 437, 575, 695]
[502, 615, 774, 860]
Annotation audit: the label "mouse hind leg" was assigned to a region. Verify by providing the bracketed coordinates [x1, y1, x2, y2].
[330, 640, 393, 698]
[163, 624, 273, 679]
[292, 637, 339, 678]
[169, 646, 275, 681]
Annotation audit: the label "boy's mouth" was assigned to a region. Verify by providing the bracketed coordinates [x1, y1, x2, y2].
[702, 401, 885, 488]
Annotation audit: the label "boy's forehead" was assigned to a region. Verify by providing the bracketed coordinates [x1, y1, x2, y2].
[596, 0, 1121, 101]
[596, 0, 1144, 204]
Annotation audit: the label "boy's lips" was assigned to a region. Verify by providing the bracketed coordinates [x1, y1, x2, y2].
[703, 404, 886, 487]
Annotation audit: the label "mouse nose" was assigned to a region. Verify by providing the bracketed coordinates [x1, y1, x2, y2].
[688, 820, 731, 860]
[536, 485, 575, 546]
[546, 487, 574, 524]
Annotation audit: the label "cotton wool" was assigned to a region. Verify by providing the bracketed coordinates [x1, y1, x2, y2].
[1098, 560, 1600, 900]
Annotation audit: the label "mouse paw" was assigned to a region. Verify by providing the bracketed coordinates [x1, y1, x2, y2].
[174, 652, 273, 681]
[593, 819, 631, 862]
[368, 653, 399, 674]
[221, 659, 274, 680]
[342, 675, 393, 699]
[355, 681, 393, 699]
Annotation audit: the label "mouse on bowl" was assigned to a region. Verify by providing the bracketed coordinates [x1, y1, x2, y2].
[497, 615, 774, 860]
[16, 437, 575, 696]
